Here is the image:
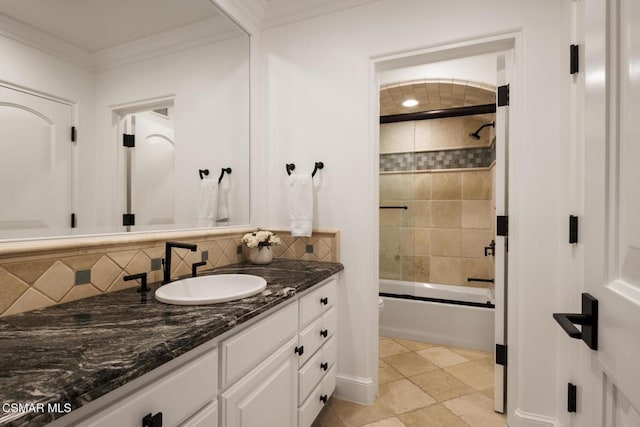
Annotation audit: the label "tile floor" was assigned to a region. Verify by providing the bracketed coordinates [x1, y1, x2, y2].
[312, 336, 507, 427]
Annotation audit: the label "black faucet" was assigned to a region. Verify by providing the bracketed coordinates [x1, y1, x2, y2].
[124, 272, 149, 293]
[164, 241, 197, 284]
[192, 261, 207, 277]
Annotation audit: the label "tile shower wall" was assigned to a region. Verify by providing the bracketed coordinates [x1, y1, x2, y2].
[0, 229, 339, 317]
[379, 116, 495, 288]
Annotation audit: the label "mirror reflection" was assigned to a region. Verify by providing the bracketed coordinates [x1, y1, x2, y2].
[0, 0, 250, 240]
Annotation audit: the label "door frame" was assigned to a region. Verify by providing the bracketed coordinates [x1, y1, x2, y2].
[368, 32, 522, 422]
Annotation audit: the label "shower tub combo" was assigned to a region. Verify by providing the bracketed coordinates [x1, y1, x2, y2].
[379, 279, 495, 352]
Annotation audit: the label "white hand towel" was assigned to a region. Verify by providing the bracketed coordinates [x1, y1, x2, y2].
[217, 175, 230, 221]
[287, 174, 313, 237]
[197, 178, 218, 227]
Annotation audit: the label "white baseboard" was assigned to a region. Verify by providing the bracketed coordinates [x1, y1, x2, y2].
[333, 373, 376, 405]
[513, 408, 560, 427]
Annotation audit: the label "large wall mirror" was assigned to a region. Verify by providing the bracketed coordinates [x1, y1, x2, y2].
[0, 0, 250, 240]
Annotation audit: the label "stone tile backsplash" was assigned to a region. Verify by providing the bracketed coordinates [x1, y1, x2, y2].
[0, 229, 339, 317]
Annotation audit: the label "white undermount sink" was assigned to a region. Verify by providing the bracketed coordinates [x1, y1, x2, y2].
[155, 274, 267, 305]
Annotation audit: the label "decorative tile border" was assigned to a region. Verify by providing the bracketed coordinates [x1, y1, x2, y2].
[0, 228, 340, 317]
[380, 145, 495, 172]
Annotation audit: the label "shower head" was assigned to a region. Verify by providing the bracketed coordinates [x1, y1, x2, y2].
[469, 122, 495, 140]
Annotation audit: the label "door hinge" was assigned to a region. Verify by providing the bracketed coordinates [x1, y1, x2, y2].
[71, 126, 77, 142]
[497, 84, 510, 107]
[496, 216, 508, 236]
[570, 44, 579, 75]
[123, 134, 135, 147]
[122, 213, 135, 226]
[568, 383, 577, 412]
[569, 215, 579, 244]
[71, 213, 76, 228]
[496, 344, 507, 366]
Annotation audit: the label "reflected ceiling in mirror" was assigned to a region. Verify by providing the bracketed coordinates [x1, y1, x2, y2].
[0, 0, 250, 241]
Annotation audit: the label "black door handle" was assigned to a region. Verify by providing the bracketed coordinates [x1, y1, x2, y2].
[553, 293, 598, 350]
[142, 412, 163, 427]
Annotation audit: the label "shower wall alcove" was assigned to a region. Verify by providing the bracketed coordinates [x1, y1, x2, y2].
[379, 79, 497, 294]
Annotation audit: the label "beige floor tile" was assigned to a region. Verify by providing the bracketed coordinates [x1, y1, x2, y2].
[392, 338, 437, 351]
[312, 399, 348, 427]
[448, 346, 493, 361]
[480, 387, 494, 400]
[362, 416, 407, 427]
[331, 397, 395, 426]
[399, 404, 468, 427]
[409, 370, 474, 402]
[444, 392, 507, 427]
[417, 347, 470, 368]
[380, 337, 411, 358]
[445, 360, 494, 390]
[380, 359, 405, 385]
[379, 379, 436, 414]
[383, 352, 439, 377]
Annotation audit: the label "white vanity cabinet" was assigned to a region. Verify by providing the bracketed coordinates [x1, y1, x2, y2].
[70, 274, 339, 427]
[80, 348, 218, 427]
[220, 276, 338, 427]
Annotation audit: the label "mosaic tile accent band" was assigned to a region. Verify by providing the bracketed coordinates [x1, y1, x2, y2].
[380, 145, 496, 172]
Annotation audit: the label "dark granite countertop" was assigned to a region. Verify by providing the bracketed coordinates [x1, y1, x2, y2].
[0, 259, 343, 427]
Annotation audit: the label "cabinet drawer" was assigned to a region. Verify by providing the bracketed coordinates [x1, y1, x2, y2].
[298, 306, 337, 366]
[298, 336, 337, 403]
[298, 365, 337, 427]
[299, 278, 337, 328]
[180, 401, 217, 427]
[222, 301, 298, 387]
[83, 349, 218, 427]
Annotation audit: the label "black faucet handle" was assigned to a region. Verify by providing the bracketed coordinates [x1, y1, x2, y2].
[192, 261, 207, 277]
[124, 272, 149, 293]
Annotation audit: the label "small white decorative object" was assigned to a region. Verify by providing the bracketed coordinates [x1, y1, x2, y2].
[242, 229, 281, 265]
[248, 246, 273, 265]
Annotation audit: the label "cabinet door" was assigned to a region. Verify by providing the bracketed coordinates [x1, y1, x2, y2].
[221, 336, 298, 427]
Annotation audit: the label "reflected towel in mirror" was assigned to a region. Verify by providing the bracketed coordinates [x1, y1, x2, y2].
[197, 178, 218, 227]
[217, 175, 230, 221]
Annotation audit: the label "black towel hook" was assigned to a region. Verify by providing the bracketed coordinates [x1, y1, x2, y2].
[286, 163, 296, 175]
[311, 161, 324, 177]
[218, 167, 232, 183]
[198, 169, 209, 180]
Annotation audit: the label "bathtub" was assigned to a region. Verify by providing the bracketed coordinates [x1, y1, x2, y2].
[379, 279, 495, 352]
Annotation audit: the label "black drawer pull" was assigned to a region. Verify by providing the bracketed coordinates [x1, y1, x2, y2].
[320, 329, 328, 338]
[320, 297, 328, 305]
[320, 394, 328, 404]
[321, 362, 328, 371]
[295, 346, 304, 356]
[142, 412, 163, 427]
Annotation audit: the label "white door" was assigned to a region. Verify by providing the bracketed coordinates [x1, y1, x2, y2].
[493, 52, 512, 414]
[0, 85, 73, 239]
[132, 111, 175, 230]
[576, 0, 640, 424]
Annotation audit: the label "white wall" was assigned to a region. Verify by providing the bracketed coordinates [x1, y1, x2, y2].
[379, 52, 499, 86]
[262, 0, 572, 424]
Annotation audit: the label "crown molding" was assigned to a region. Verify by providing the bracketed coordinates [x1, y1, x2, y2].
[262, 0, 381, 29]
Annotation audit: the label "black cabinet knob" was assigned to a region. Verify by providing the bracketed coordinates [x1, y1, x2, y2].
[142, 412, 163, 427]
[320, 362, 328, 371]
[295, 346, 304, 356]
[320, 297, 328, 305]
[320, 394, 328, 404]
[320, 329, 328, 338]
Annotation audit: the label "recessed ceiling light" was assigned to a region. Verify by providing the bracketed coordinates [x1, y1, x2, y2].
[402, 99, 418, 107]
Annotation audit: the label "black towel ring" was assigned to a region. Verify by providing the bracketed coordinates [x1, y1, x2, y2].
[218, 167, 232, 183]
[286, 163, 296, 175]
[198, 169, 209, 180]
[311, 162, 324, 177]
